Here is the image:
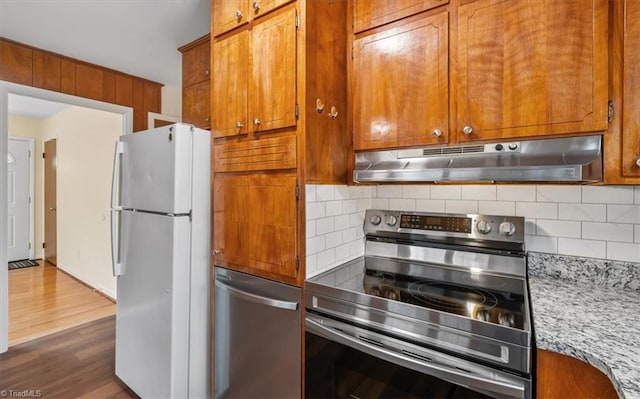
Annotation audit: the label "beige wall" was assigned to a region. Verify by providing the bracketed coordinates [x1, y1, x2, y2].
[41, 106, 122, 298]
[161, 85, 182, 118]
[8, 115, 46, 259]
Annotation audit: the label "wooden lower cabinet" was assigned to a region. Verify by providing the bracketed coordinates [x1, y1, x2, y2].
[213, 172, 300, 286]
[536, 349, 617, 399]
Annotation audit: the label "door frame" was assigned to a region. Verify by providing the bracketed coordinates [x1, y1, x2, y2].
[0, 81, 134, 353]
[7, 136, 35, 260]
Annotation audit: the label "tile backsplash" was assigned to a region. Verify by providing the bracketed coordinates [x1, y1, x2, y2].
[306, 184, 640, 277]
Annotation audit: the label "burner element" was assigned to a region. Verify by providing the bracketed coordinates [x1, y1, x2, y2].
[407, 281, 499, 315]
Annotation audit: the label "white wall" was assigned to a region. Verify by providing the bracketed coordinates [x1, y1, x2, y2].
[161, 85, 182, 118]
[42, 106, 122, 298]
[8, 115, 45, 259]
[306, 184, 640, 277]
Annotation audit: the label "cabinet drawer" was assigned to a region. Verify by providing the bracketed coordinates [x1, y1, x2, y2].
[214, 134, 296, 172]
[354, 0, 448, 33]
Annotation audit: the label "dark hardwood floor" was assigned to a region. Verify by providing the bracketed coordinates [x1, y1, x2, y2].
[0, 315, 138, 398]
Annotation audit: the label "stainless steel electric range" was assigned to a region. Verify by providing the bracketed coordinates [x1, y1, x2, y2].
[305, 210, 532, 399]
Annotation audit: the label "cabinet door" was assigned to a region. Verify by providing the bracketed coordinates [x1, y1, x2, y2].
[623, 0, 640, 176]
[212, 31, 249, 137]
[456, 0, 608, 142]
[353, 12, 449, 151]
[183, 40, 210, 87]
[250, 8, 297, 133]
[213, 173, 299, 286]
[251, 0, 294, 19]
[354, 0, 448, 33]
[212, 0, 249, 36]
[0, 40, 32, 85]
[183, 81, 211, 129]
[32, 50, 61, 91]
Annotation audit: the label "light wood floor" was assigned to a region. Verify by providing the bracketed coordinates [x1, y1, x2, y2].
[9, 260, 116, 346]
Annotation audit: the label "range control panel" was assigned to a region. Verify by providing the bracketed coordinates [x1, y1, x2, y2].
[364, 209, 525, 243]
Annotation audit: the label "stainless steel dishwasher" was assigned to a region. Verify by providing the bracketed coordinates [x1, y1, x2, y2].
[214, 267, 301, 399]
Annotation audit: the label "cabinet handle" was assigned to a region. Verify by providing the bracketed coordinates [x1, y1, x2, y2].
[213, 248, 224, 256]
[252, 1, 260, 11]
[205, 116, 210, 123]
[253, 118, 261, 126]
[432, 129, 442, 138]
[328, 106, 338, 120]
[235, 9, 243, 19]
[204, 69, 210, 77]
[235, 121, 244, 129]
[636, 159, 640, 167]
[462, 125, 474, 135]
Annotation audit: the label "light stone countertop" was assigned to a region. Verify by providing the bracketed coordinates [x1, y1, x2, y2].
[528, 253, 640, 399]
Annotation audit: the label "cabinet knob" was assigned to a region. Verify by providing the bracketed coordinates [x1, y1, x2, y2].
[432, 129, 442, 138]
[636, 159, 640, 167]
[235, 9, 243, 19]
[205, 116, 210, 123]
[462, 125, 474, 135]
[253, 118, 261, 126]
[328, 106, 338, 119]
[213, 248, 224, 256]
[204, 69, 210, 77]
[252, 1, 260, 11]
[235, 121, 244, 129]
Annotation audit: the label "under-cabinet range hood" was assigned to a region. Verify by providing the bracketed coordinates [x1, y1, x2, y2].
[353, 135, 603, 183]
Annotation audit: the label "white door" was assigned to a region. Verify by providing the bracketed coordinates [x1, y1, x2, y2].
[7, 139, 31, 262]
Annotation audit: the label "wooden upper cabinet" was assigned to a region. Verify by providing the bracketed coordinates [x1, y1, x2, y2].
[213, 172, 299, 286]
[75, 63, 103, 101]
[0, 39, 32, 85]
[622, 0, 640, 177]
[212, 31, 249, 137]
[212, 0, 249, 36]
[354, 0, 448, 33]
[250, 7, 297, 133]
[32, 50, 61, 91]
[115, 74, 134, 106]
[182, 38, 210, 88]
[60, 59, 76, 95]
[180, 34, 211, 130]
[353, 11, 449, 151]
[456, 0, 608, 142]
[183, 81, 211, 129]
[251, 0, 294, 20]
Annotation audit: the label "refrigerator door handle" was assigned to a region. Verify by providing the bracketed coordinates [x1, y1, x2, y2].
[111, 141, 124, 277]
[215, 280, 300, 311]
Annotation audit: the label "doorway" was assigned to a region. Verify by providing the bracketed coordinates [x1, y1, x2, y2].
[43, 139, 57, 265]
[0, 82, 133, 353]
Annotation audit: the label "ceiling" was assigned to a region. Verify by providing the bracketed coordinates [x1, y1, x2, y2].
[0, 0, 211, 88]
[8, 94, 70, 119]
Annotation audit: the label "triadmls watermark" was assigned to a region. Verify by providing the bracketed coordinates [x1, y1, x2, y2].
[0, 390, 42, 398]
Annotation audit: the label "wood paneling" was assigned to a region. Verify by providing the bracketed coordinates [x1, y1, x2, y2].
[132, 79, 145, 132]
[32, 50, 61, 91]
[1, 316, 137, 398]
[622, 0, 640, 177]
[144, 81, 161, 116]
[102, 70, 116, 104]
[213, 173, 299, 286]
[212, 0, 249, 37]
[75, 63, 103, 101]
[353, 11, 449, 150]
[115, 74, 133, 106]
[455, 0, 608, 142]
[354, 0, 448, 33]
[214, 134, 296, 172]
[0, 39, 32, 85]
[60, 58, 76, 95]
[212, 31, 249, 137]
[183, 81, 211, 128]
[537, 349, 617, 399]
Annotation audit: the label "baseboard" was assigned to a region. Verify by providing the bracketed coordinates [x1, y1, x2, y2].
[55, 262, 116, 302]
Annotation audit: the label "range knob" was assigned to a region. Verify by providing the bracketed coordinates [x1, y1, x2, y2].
[386, 215, 398, 226]
[499, 222, 516, 236]
[370, 214, 382, 226]
[476, 220, 492, 234]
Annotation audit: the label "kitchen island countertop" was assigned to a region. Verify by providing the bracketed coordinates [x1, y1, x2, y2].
[528, 253, 640, 399]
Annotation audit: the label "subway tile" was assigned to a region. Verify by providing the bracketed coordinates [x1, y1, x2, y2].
[516, 202, 557, 219]
[326, 200, 343, 216]
[316, 217, 335, 235]
[461, 185, 497, 201]
[316, 185, 335, 201]
[377, 185, 402, 198]
[305, 185, 317, 202]
[325, 231, 343, 249]
[478, 201, 516, 216]
[607, 242, 640, 263]
[536, 186, 581, 203]
[306, 254, 317, 275]
[350, 240, 365, 257]
[558, 203, 606, 222]
[334, 186, 350, 200]
[342, 199, 357, 213]
[335, 243, 351, 262]
[390, 198, 416, 210]
[371, 198, 390, 209]
[636, 186, 640, 204]
[607, 205, 640, 224]
[415, 199, 446, 213]
[357, 198, 371, 212]
[306, 202, 325, 220]
[636, 225, 640, 243]
[558, 238, 606, 259]
[535, 219, 581, 238]
[343, 227, 358, 242]
[582, 222, 634, 243]
[334, 214, 349, 231]
[525, 220, 536, 235]
[497, 186, 536, 201]
[306, 220, 316, 238]
[349, 212, 364, 228]
[402, 185, 431, 199]
[445, 200, 478, 214]
[431, 186, 462, 200]
[317, 248, 336, 269]
[525, 235, 558, 254]
[306, 235, 325, 256]
[582, 186, 634, 204]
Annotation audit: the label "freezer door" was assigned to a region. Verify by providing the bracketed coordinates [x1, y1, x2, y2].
[120, 123, 193, 214]
[115, 210, 197, 398]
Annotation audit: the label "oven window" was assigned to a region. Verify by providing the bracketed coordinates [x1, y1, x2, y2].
[306, 332, 494, 399]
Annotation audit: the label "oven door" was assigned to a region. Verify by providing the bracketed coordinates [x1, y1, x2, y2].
[305, 313, 530, 399]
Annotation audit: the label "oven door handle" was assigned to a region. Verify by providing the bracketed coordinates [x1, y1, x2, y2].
[306, 315, 526, 399]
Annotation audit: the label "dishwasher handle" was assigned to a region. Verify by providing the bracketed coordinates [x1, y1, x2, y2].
[215, 279, 299, 311]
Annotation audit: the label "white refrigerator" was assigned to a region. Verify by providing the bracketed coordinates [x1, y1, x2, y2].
[110, 123, 210, 398]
